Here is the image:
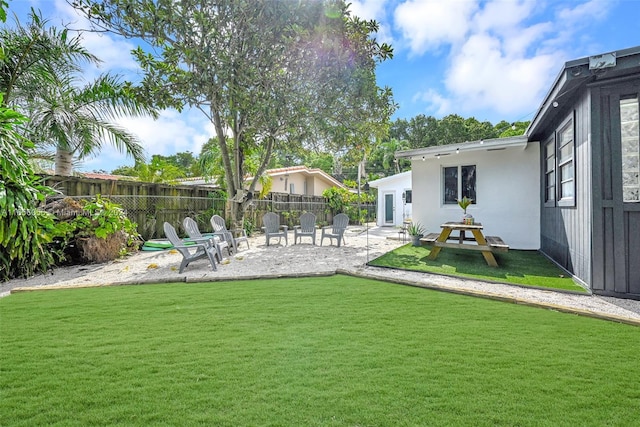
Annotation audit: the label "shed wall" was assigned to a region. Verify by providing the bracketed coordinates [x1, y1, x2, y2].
[539, 90, 593, 286]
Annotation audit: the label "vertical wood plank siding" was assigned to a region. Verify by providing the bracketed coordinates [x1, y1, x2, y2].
[591, 77, 640, 297]
[540, 90, 592, 286]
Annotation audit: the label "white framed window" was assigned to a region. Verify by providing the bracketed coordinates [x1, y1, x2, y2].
[544, 136, 556, 206]
[557, 118, 575, 204]
[557, 116, 575, 207]
[443, 165, 476, 204]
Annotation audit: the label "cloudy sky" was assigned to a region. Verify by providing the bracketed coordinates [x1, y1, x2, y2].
[8, 0, 640, 172]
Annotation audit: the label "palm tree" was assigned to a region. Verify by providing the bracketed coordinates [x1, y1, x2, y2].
[2, 9, 156, 175]
[1, 9, 97, 107]
[27, 72, 153, 176]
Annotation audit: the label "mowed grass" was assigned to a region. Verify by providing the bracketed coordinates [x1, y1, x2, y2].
[2, 276, 639, 426]
[369, 244, 586, 292]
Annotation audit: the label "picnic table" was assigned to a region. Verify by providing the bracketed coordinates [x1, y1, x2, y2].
[420, 222, 508, 267]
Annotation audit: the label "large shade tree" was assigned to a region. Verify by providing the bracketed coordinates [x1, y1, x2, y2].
[72, 0, 395, 223]
[1, 9, 155, 175]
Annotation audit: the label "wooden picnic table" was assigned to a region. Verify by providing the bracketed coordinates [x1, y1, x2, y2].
[420, 222, 508, 267]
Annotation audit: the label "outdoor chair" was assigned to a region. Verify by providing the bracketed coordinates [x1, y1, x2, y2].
[320, 213, 349, 247]
[294, 212, 317, 245]
[163, 222, 220, 273]
[183, 217, 230, 261]
[262, 212, 288, 246]
[210, 214, 249, 254]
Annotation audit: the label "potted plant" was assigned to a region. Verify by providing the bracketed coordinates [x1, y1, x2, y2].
[458, 196, 474, 224]
[407, 222, 425, 246]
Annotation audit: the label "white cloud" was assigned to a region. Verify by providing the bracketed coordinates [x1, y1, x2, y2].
[444, 34, 558, 116]
[349, 0, 387, 20]
[79, 108, 215, 172]
[394, 0, 478, 55]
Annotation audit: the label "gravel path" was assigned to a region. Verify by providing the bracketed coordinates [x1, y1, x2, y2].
[3, 226, 639, 325]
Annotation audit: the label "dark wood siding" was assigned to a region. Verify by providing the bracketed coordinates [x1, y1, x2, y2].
[540, 90, 592, 286]
[592, 77, 640, 298]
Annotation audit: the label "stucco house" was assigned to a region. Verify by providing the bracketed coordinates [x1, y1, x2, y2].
[179, 165, 347, 197]
[397, 45, 640, 299]
[395, 137, 540, 250]
[368, 171, 413, 227]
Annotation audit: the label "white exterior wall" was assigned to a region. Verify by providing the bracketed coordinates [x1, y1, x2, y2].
[369, 172, 412, 227]
[411, 144, 540, 249]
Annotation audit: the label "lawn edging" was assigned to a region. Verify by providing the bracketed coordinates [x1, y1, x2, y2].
[338, 268, 640, 327]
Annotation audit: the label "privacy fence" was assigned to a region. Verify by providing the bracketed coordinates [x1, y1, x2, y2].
[42, 175, 375, 240]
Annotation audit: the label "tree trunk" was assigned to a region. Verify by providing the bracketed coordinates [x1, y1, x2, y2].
[55, 146, 74, 176]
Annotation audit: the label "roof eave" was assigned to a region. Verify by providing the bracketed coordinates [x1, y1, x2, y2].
[395, 136, 529, 160]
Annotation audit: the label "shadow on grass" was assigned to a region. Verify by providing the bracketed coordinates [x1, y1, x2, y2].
[368, 244, 587, 293]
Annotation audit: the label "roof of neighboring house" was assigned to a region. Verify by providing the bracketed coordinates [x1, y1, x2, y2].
[79, 172, 136, 181]
[527, 45, 640, 140]
[258, 166, 346, 189]
[367, 171, 411, 188]
[179, 166, 346, 189]
[395, 135, 529, 161]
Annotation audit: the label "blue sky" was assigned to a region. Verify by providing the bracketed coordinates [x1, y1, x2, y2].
[7, 0, 640, 172]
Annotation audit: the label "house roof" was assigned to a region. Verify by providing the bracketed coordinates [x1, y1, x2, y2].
[527, 45, 640, 140]
[395, 135, 529, 161]
[248, 166, 347, 189]
[179, 166, 346, 189]
[368, 171, 411, 187]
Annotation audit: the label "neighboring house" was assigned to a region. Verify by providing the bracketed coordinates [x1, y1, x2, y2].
[395, 137, 540, 250]
[251, 166, 347, 196]
[398, 45, 640, 299]
[368, 171, 412, 227]
[179, 166, 347, 196]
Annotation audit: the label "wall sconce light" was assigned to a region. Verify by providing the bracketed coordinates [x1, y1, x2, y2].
[479, 139, 484, 145]
[436, 154, 440, 159]
[422, 156, 425, 161]
[456, 148, 460, 154]
[552, 101, 559, 108]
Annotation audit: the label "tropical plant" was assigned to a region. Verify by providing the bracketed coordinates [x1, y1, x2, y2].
[2, 9, 157, 176]
[406, 222, 425, 237]
[51, 195, 140, 263]
[27, 72, 154, 176]
[0, 95, 61, 280]
[458, 197, 473, 214]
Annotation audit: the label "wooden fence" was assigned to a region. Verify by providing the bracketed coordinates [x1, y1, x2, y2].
[41, 175, 374, 240]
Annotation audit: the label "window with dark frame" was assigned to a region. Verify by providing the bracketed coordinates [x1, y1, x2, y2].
[544, 137, 555, 206]
[443, 165, 476, 204]
[404, 190, 412, 203]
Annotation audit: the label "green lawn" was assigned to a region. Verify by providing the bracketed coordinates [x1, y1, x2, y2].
[369, 244, 587, 293]
[2, 276, 639, 426]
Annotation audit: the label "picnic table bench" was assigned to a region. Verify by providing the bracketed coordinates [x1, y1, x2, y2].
[420, 222, 509, 267]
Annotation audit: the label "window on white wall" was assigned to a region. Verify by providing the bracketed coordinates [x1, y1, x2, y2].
[443, 165, 476, 204]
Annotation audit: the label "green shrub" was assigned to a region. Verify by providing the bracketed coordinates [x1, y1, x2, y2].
[0, 97, 59, 281]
